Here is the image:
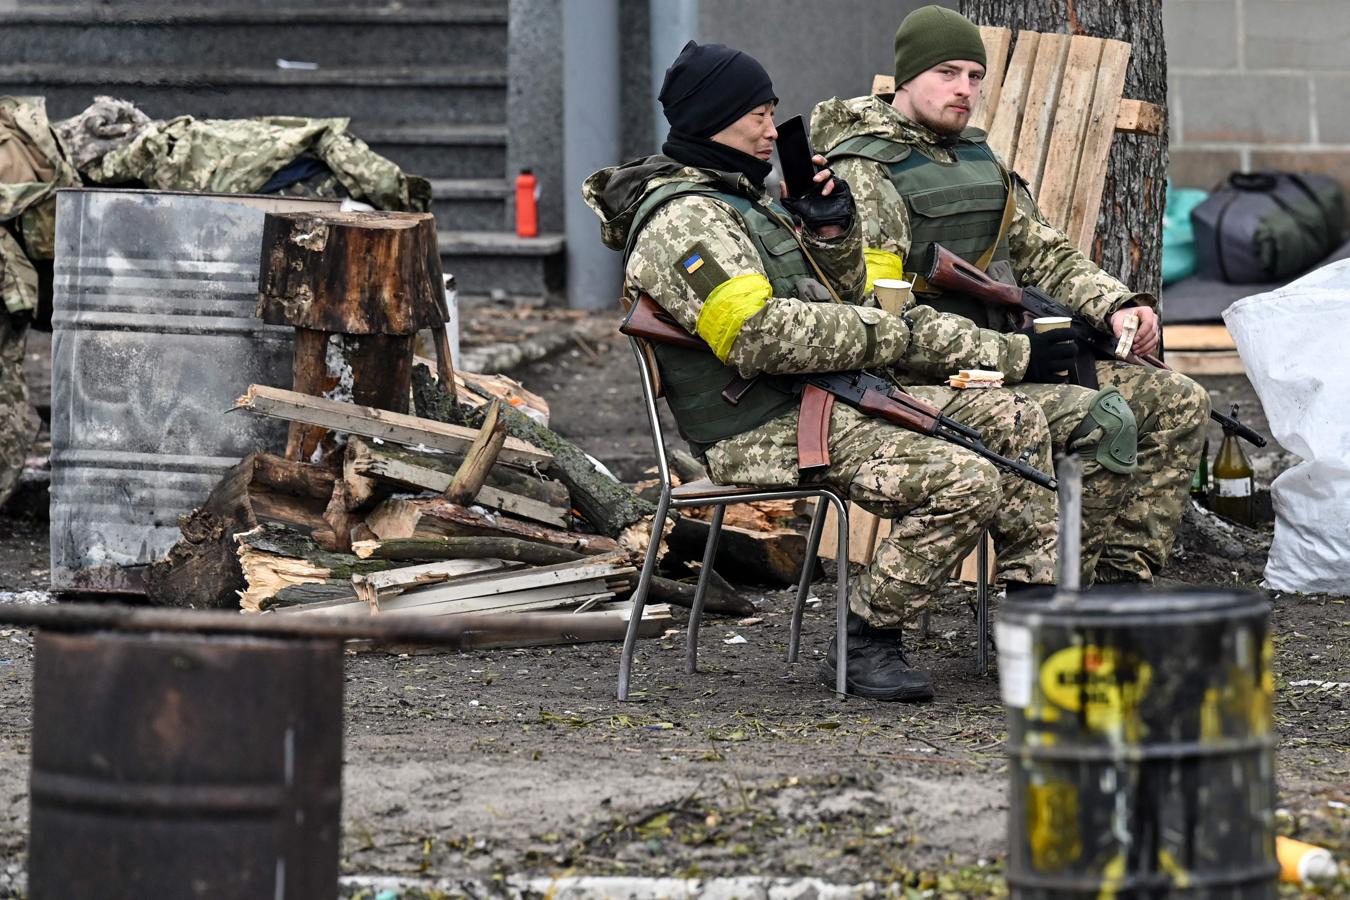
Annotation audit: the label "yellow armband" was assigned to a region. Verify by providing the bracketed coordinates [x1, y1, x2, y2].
[695, 272, 772, 361]
[863, 248, 905, 294]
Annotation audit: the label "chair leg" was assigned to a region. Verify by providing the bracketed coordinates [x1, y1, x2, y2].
[789, 495, 830, 664]
[831, 494, 849, 699]
[618, 491, 672, 701]
[686, 504, 725, 674]
[975, 530, 990, 675]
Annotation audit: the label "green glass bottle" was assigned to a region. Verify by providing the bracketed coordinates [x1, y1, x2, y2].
[1210, 404, 1254, 526]
[1190, 437, 1210, 507]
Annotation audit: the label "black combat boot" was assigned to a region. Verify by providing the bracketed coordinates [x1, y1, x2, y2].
[1005, 581, 1055, 601]
[818, 612, 934, 702]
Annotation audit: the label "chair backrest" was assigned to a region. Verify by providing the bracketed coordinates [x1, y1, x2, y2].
[626, 334, 676, 491]
[871, 24, 1163, 254]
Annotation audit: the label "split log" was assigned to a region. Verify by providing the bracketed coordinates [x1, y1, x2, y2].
[146, 453, 343, 608]
[444, 400, 507, 505]
[235, 523, 392, 612]
[365, 497, 619, 556]
[458, 400, 655, 538]
[413, 357, 549, 425]
[351, 535, 755, 616]
[679, 498, 804, 534]
[342, 437, 568, 523]
[233, 384, 550, 468]
[668, 517, 811, 588]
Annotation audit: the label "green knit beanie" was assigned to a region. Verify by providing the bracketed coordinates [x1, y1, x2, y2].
[893, 5, 987, 89]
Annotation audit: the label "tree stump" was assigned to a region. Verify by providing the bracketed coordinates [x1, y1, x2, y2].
[256, 210, 453, 461]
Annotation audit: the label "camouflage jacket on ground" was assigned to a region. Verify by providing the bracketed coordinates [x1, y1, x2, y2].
[0, 96, 81, 315]
[811, 95, 1149, 332]
[581, 156, 1028, 383]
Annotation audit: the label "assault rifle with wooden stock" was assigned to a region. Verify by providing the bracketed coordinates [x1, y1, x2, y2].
[620, 292, 1057, 490]
[924, 244, 1267, 448]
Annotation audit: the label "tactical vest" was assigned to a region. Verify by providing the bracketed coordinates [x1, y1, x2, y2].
[624, 181, 816, 451]
[829, 128, 1015, 330]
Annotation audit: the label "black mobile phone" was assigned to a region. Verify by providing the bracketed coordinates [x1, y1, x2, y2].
[776, 115, 820, 198]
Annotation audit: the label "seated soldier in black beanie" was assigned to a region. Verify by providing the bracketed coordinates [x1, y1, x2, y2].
[582, 41, 1059, 702]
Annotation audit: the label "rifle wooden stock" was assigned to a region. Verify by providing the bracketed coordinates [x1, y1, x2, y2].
[620, 292, 705, 351]
[925, 245, 1024, 309]
[858, 388, 939, 435]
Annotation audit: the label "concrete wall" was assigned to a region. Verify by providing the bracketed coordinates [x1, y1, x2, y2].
[692, 0, 946, 144]
[1166, 0, 1350, 208]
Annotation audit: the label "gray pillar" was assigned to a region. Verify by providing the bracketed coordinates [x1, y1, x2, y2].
[563, 0, 622, 310]
[508, 0, 564, 235]
[649, 0, 699, 150]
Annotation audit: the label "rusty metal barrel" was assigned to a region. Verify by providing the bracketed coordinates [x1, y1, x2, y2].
[50, 188, 340, 594]
[27, 629, 343, 899]
[997, 588, 1278, 898]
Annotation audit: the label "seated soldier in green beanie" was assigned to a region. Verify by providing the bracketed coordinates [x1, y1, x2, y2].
[811, 5, 1210, 587]
[584, 40, 1063, 702]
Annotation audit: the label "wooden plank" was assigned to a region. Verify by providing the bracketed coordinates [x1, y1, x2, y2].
[1167, 350, 1246, 376]
[1067, 38, 1133, 253]
[367, 497, 622, 555]
[1163, 324, 1236, 351]
[1114, 99, 1164, 136]
[359, 453, 568, 528]
[971, 25, 1013, 133]
[871, 73, 894, 96]
[817, 501, 882, 565]
[1037, 35, 1104, 231]
[350, 557, 512, 597]
[986, 31, 1040, 164]
[233, 384, 551, 468]
[1012, 32, 1071, 197]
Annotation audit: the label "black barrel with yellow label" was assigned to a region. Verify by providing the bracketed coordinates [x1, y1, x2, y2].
[997, 588, 1277, 898]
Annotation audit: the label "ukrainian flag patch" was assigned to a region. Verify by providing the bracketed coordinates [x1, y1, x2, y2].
[674, 241, 730, 299]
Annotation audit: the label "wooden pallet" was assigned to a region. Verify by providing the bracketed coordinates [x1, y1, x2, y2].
[1163, 323, 1245, 375]
[870, 25, 1163, 255]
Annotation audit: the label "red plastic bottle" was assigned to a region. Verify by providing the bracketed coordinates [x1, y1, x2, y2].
[514, 168, 538, 238]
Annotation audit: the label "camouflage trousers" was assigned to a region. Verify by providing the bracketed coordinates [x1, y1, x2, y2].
[1013, 381, 1133, 582]
[705, 388, 1057, 629]
[1092, 360, 1210, 581]
[0, 313, 37, 510]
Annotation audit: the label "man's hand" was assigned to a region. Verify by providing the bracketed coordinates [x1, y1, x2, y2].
[1111, 306, 1159, 357]
[1018, 325, 1077, 383]
[780, 154, 852, 238]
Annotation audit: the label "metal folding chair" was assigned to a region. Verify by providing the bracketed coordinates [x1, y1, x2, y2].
[618, 335, 851, 701]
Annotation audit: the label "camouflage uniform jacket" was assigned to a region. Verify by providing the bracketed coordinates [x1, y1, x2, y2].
[1, 96, 81, 314]
[582, 156, 1031, 482]
[811, 95, 1151, 332]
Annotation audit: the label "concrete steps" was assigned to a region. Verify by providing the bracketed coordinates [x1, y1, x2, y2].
[361, 124, 507, 180]
[0, 65, 507, 123]
[428, 178, 510, 232]
[439, 232, 565, 301]
[0, 0, 565, 304]
[0, 6, 508, 69]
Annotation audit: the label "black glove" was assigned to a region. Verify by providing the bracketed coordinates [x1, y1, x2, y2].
[1019, 326, 1078, 383]
[781, 176, 854, 234]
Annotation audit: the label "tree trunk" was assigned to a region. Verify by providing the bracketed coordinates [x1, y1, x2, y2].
[961, 0, 1168, 297]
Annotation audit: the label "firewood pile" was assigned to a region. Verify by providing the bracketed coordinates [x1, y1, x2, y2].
[142, 208, 788, 648]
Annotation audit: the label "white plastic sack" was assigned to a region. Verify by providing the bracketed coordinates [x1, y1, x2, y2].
[1224, 258, 1350, 592]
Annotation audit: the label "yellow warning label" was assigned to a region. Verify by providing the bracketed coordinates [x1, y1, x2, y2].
[1039, 645, 1152, 733]
[1027, 781, 1082, 871]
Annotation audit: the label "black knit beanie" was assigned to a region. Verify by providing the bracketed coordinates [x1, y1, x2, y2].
[893, 6, 987, 88]
[658, 40, 778, 139]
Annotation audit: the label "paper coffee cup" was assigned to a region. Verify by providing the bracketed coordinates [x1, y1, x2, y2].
[873, 278, 912, 314]
[1032, 315, 1073, 333]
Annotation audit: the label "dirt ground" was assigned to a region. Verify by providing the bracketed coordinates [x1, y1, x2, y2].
[0, 315, 1346, 897]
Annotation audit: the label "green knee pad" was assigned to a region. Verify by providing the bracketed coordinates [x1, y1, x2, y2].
[1067, 386, 1138, 474]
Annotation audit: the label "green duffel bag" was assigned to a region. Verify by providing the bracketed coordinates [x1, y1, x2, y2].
[1191, 170, 1345, 283]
